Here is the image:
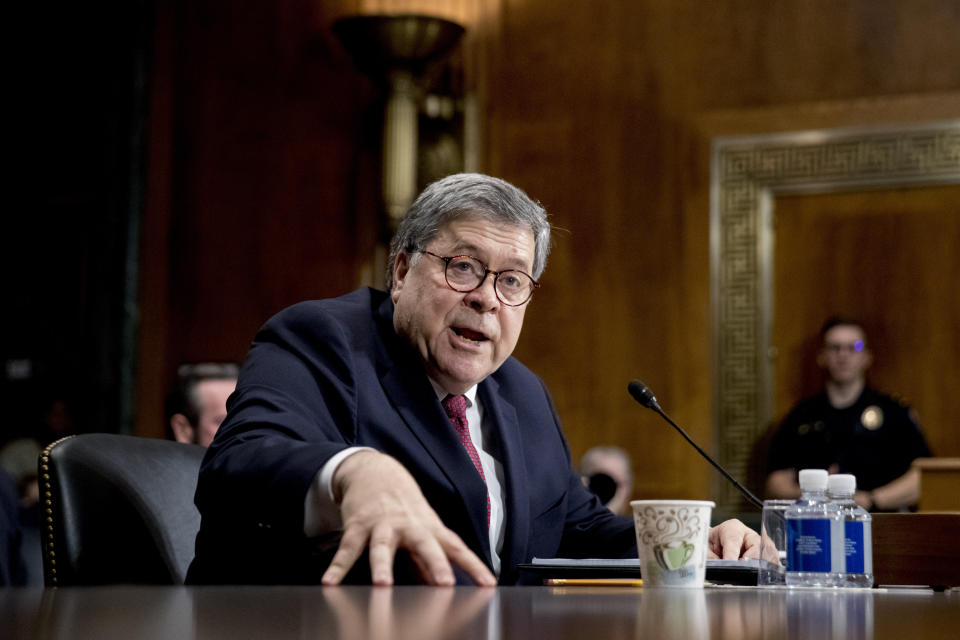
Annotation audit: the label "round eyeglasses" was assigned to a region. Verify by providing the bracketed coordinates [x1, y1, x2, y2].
[421, 251, 539, 306]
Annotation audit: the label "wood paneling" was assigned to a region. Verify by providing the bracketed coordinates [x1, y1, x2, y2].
[137, 0, 384, 437]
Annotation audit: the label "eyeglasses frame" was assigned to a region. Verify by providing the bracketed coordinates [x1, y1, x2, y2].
[420, 250, 540, 306]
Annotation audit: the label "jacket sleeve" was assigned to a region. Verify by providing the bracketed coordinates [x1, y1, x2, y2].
[193, 301, 360, 557]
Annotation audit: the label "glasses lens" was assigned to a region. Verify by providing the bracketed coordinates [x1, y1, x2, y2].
[495, 271, 534, 305]
[825, 341, 864, 354]
[445, 256, 484, 289]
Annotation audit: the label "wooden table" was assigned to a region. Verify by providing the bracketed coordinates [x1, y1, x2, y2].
[2, 585, 958, 639]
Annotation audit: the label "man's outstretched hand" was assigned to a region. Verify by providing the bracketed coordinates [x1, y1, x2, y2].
[321, 450, 496, 587]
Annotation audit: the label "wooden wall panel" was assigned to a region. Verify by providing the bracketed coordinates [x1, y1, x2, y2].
[137, 0, 383, 437]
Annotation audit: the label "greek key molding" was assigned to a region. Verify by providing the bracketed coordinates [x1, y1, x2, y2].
[710, 120, 960, 509]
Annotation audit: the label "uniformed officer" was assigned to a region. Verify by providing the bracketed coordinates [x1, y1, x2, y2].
[765, 317, 931, 511]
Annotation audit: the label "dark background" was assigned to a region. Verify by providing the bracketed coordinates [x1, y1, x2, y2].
[6, 2, 151, 440]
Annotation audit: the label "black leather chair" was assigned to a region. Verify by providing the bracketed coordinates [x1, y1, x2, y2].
[39, 433, 205, 586]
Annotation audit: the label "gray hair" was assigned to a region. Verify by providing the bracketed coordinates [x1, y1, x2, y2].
[581, 445, 634, 481]
[385, 173, 551, 290]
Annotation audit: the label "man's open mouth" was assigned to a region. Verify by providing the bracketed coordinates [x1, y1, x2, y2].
[453, 327, 488, 343]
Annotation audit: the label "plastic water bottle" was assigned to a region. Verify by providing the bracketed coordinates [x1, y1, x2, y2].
[827, 473, 874, 588]
[785, 469, 842, 587]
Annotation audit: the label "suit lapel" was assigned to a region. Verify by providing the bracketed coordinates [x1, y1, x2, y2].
[478, 376, 531, 584]
[374, 300, 492, 564]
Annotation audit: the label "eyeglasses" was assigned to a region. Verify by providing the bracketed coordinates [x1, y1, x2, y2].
[421, 251, 539, 306]
[823, 340, 866, 354]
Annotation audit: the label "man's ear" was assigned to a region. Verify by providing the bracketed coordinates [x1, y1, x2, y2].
[170, 413, 196, 444]
[392, 252, 411, 293]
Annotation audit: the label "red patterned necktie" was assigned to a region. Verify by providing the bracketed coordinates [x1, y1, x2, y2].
[442, 394, 491, 526]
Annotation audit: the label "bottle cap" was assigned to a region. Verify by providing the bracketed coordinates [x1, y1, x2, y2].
[798, 468, 829, 491]
[828, 473, 857, 495]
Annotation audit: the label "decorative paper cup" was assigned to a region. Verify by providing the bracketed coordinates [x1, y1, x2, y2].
[631, 500, 715, 588]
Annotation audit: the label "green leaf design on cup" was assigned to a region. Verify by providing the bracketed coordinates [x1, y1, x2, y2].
[654, 540, 694, 571]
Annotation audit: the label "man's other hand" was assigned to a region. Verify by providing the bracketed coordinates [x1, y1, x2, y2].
[707, 518, 763, 560]
[320, 450, 496, 587]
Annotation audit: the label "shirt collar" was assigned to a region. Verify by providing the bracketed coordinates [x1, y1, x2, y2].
[428, 377, 478, 407]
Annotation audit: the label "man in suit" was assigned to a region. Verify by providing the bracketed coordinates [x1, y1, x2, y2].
[188, 173, 760, 586]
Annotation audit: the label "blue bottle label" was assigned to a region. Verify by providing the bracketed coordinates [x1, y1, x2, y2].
[787, 518, 832, 572]
[844, 521, 865, 574]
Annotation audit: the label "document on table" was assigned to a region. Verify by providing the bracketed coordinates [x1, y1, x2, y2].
[520, 557, 775, 585]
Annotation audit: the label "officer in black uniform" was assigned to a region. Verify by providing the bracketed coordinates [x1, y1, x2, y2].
[765, 317, 931, 511]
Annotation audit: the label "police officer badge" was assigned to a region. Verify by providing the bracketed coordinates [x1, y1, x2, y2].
[861, 405, 883, 430]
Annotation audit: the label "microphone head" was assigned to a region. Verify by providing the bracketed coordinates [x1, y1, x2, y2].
[627, 379, 661, 410]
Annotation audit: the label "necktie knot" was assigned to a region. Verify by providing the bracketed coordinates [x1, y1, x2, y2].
[442, 394, 469, 431]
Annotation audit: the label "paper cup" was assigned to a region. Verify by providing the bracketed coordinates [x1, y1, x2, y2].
[631, 500, 714, 588]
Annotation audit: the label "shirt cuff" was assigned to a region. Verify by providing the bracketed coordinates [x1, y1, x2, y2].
[303, 446, 375, 537]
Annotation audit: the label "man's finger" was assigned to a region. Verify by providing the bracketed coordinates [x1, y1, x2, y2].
[740, 530, 763, 560]
[721, 526, 744, 560]
[436, 529, 496, 586]
[402, 529, 457, 585]
[760, 536, 781, 564]
[368, 527, 400, 586]
[321, 527, 369, 585]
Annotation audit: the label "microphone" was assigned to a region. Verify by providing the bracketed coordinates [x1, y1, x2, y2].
[586, 472, 618, 505]
[627, 379, 764, 510]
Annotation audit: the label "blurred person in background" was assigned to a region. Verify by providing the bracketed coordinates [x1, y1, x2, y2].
[165, 363, 238, 447]
[580, 445, 634, 515]
[765, 317, 931, 511]
[0, 392, 77, 585]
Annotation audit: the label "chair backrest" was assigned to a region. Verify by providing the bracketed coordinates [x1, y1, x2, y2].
[39, 433, 206, 586]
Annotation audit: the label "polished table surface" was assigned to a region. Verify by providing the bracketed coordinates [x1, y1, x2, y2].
[2, 585, 958, 640]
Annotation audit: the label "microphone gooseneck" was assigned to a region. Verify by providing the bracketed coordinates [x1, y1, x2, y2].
[628, 379, 764, 510]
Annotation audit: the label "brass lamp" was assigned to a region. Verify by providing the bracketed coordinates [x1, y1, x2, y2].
[333, 14, 465, 230]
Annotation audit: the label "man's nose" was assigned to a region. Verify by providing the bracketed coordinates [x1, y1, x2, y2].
[464, 273, 499, 310]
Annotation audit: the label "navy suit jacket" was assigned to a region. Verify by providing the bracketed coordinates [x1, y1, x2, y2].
[187, 288, 634, 585]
